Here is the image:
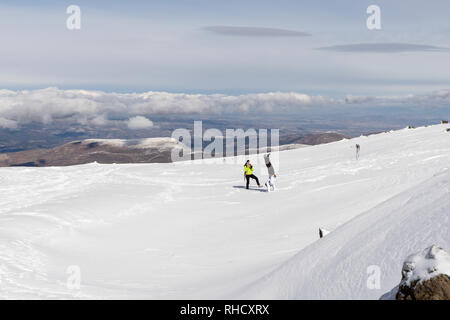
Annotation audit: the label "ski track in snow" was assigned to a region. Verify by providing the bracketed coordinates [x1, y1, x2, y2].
[0, 124, 450, 299]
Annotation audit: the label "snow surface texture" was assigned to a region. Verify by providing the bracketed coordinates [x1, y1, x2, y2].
[0, 124, 449, 299]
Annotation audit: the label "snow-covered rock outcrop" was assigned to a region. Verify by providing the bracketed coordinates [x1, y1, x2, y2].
[381, 245, 450, 300]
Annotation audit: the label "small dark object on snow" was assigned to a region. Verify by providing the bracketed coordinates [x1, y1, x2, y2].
[441, 120, 448, 124]
[319, 228, 329, 238]
[355, 144, 360, 160]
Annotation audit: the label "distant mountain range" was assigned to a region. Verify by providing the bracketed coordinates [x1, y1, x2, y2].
[280, 132, 350, 145]
[0, 138, 188, 167]
[0, 132, 348, 167]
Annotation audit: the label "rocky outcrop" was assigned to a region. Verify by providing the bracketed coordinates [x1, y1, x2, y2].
[319, 228, 330, 238]
[383, 245, 450, 300]
[397, 274, 450, 300]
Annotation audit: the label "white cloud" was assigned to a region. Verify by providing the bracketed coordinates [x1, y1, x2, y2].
[318, 43, 448, 53]
[90, 115, 116, 127]
[0, 88, 324, 128]
[127, 116, 154, 130]
[0, 87, 449, 129]
[203, 26, 311, 37]
[344, 89, 450, 107]
[0, 117, 18, 129]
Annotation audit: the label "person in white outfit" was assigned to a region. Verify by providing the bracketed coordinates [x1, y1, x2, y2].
[263, 153, 276, 192]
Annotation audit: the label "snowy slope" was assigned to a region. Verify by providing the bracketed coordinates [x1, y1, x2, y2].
[239, 168, 450, 299]
[0, 124, 449, 299]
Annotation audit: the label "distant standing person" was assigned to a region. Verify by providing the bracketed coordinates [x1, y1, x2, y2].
[263, 153, 277, 192]
[356, 144, 360, 160]
[244, 160, 262, 189]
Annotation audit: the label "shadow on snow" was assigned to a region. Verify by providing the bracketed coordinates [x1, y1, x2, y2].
[232, 185, 267, 192]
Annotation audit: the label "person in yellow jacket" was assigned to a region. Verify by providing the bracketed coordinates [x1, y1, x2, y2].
[244, 160, 262, 189]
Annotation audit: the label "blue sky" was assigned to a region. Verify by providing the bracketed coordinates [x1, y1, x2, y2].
[0, 0, 449, 96]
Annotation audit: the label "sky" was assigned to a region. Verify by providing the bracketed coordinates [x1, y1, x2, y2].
[0, 0, 449, 97]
